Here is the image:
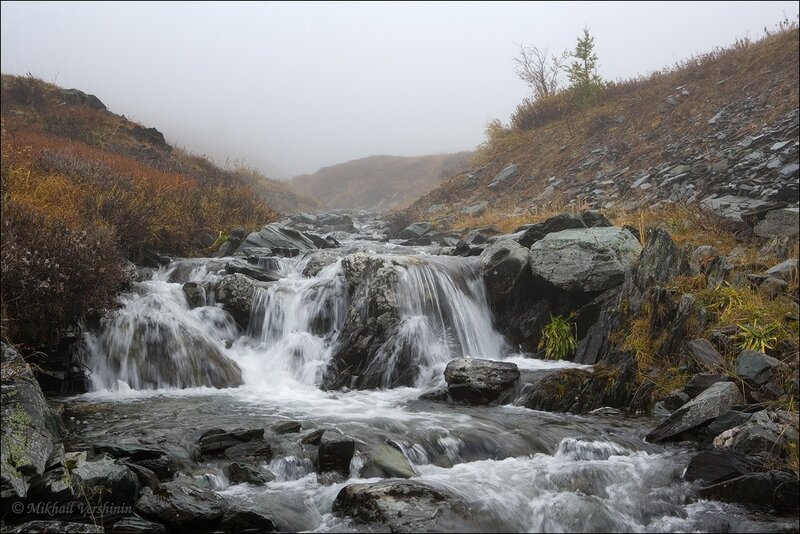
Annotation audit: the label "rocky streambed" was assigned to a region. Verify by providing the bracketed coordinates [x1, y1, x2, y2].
[2, 211, 798, 532]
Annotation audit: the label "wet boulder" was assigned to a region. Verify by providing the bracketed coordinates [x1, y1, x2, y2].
[199, 428, 265, 457]
[135, 480, 228, 530]
[97, 314, 243, 390]
[445, 359, 520, 405]
[226, 462, 275, 485]
[478, 240, 532, 313]
[529, 227, 642, 293]
[214, 273, 264, 328]
[271, 421, 302, 434]
[71, 455, 139, 506]
[699, 471, 799, 511]
[318, 430, 355, 475]
[223, 258, 281, 282]
[324, 254, 405, 389]
[222, 507, 277, 533]
[646, 381, 743, 443]
[333, 480, 484, 533]
[182, 282, 206, 309]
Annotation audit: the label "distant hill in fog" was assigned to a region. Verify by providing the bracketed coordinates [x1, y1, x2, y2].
[291, 152, 472, 211]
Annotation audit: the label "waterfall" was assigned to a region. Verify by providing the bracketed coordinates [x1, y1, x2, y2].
[84, 272, 242, 390]
[365, 256, 508, 387]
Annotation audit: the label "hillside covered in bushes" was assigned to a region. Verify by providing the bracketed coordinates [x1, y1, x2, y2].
[0, 74, 313, 346]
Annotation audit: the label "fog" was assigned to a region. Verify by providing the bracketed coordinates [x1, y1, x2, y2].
[2, 1, 797, 178]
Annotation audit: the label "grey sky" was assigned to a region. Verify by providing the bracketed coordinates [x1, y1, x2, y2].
[2, 1, 798, 178]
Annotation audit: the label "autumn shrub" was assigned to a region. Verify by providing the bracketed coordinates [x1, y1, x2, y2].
[0, 201, 124, 346]
[510, 91, 578, 131]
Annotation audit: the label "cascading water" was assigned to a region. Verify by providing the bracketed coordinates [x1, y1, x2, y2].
[67, 214, 794, 534]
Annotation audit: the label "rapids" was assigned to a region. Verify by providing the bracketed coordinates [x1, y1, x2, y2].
[63, 213, 796, 533]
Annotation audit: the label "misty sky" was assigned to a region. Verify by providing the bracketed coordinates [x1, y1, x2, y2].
[2, 1, 798, 178]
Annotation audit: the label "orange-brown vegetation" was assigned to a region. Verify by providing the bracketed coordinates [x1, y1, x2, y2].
[0, 74, 302, 344]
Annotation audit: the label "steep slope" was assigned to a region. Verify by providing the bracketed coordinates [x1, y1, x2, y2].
[403, 28, 799, 227]
[292, 152, 472, 211]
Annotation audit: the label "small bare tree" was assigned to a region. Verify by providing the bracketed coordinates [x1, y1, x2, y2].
[514, 43, 563, 100]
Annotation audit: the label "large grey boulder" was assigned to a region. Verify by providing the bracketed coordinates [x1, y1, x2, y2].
[646, 381, 743, 443]
[754, 208, 799, 238]
[444, 359, 520, 405]
[323, 254, 406, 390]
[1, 343, 62, 501]
[529, 227, 642, 292]
[199, 427, 265, 457]
[682, 450, 757, 485]
[735, 350, 787, 387]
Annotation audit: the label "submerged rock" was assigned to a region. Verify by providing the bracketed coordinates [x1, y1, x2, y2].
[444, 359, 520, 405]
[361, 444, 417, 479]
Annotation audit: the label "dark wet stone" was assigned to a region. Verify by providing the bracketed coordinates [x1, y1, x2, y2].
[318, 430, 355, 475]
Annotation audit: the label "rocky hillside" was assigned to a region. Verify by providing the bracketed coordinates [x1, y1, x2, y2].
[402, 28, 799, 226]
[292, 152, 471, 211]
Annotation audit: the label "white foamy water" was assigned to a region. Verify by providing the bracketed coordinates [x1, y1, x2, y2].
[71, 217, 792, 533]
